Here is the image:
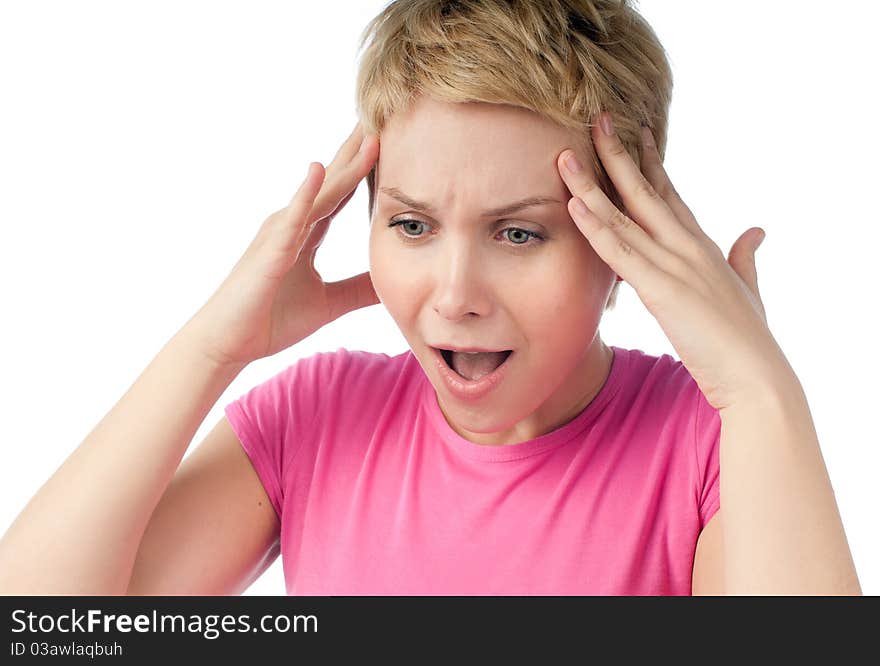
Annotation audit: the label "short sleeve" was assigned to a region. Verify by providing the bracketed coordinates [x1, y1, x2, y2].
[693, 389, 721, 529]
[223, 353, 327, 521]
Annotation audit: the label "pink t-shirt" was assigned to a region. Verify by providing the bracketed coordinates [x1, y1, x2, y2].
[223, 344, 720, 595]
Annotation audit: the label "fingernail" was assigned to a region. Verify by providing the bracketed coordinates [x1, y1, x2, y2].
[756, 229, 766, 248]
[564, 151, 583, 173]
[600, 112, 615, 136]
[572, 197, 589, 215]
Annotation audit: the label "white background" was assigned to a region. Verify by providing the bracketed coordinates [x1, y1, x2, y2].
[1, 1, 877, 595]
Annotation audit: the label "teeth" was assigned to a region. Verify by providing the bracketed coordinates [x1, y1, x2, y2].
[438, 348, 509, 355]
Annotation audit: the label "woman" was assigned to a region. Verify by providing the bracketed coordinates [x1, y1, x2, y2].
[0, 0, 860, 595]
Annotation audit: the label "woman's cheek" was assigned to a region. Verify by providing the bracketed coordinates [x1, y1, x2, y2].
[369, 236, 415, 309]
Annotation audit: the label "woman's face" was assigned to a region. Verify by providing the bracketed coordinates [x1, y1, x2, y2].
[369, 96, 617, 445]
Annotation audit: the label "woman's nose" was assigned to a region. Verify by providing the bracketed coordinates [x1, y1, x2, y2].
[431, 248, 493, 320]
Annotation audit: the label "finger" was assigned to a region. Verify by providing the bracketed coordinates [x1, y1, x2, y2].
[558, 148, 685, 277]
[300, 180, 361, 255]
[567, 195, 678, 307]
[323, 181, 360, 227]
[727, 228, 767, 323]
[282, 162, 326, 255]
[329, 121, 366, 169]
[299, 135, 379, 254]
[325, 270, 381, 321]
[590, 112, 697, 254]
[306, 130, 378, 226]
[290, 123, 363, 208]
[638, 123, 710, 242]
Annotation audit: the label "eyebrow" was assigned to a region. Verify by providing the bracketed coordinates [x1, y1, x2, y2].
[378, 186, 562, 218]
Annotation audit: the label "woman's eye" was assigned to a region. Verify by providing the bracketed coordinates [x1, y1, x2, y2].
[392, 219, 427, 237]
[502, 228, 534, 245]
[387, 219, 544, 248]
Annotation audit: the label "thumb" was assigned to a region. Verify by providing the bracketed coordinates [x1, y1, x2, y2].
[727, 227, 767, 321]
[325, 271, 381, 321]
[728, 227, 764, 290]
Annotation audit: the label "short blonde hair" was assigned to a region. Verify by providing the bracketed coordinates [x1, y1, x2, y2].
[355, 0, 673, 311]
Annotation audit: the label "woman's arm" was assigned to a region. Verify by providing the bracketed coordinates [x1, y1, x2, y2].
[0, 318, 246, 595]
[718, 377, 862, 595]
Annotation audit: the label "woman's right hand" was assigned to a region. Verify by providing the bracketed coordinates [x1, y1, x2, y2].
[188, 122, 381, 367]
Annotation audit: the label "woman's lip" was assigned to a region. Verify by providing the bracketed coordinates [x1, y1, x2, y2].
[432, 346, 513, 353]
[430, 346, 515, 401]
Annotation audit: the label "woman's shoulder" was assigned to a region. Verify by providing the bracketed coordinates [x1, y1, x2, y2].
[306, 345, 413, 373]
[285, 346, 419, 393]
[224, 347, 419, 455]
[611, 344, 708, 414]
[614, 345, 698, 389]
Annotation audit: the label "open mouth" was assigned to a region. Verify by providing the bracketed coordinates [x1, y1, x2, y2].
[435, 347, 514, 381]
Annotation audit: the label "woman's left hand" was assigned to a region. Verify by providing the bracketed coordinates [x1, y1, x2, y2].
[557, 111, 792, 412]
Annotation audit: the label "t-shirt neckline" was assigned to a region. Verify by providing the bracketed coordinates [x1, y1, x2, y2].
[420, 345, 630, 462]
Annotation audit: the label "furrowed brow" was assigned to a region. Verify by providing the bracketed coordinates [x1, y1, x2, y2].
[379, 187, 562, 217]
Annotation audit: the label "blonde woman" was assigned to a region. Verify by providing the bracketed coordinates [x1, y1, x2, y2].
[0, 0, 861, 595]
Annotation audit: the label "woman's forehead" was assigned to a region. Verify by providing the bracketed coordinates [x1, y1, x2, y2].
[384, 97, 581, 148]
[376, 136, 587, 205]
[378, 100, 588, 181]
